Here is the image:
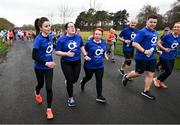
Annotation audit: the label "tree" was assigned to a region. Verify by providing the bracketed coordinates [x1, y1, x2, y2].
[136, 4, 164, 29]
[94, 10, 110, 27]
[48, 12, 55, 26]
[75, 11, 88, 30]
[82, 0, 102, 11]
[165, 0, 180, 27]
[0, 18, 14, 30]
[58, 4, 74, 24]
[21, 24, 34, 30]
[112, 10, 129, 30]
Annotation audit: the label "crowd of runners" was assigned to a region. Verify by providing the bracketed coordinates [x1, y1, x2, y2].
[31, 16, 180, 120]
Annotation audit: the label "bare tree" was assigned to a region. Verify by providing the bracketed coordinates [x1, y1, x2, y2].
[82, 0, 102, 11]
[58, 4, 74, 24]
[48, 12, 55, 26]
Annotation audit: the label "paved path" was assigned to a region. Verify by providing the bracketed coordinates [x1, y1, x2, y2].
[0, 40, 180, 124]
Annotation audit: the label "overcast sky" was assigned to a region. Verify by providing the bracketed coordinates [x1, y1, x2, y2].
[0, 0, 176, 27]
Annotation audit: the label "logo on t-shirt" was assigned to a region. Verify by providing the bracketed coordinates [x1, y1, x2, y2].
[171, 41, 179, 50]
[95, 48, 104, 56]
[68, 41, 77, 50]
[131, 32, 136, 40]
[151, 36, 157, 45]
[46, 44, 53, 54]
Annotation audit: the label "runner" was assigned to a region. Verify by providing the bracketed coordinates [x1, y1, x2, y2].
[8, 30, 14, 46]
[80, 28, 107, 103]
[55, 22, 87, 107]
[153, 22, 180, 88]
[156, 27, 171, 71]
[122, 15, 158, 100]
[32, 17, 56, 120]
[118, 19, 139, 75]
[106, 28, 116, 63]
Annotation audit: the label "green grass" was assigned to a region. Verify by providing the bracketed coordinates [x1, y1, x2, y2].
[175, 57, 180, 70]
[80, 31, 180, 70]
[0, 39, 8, 55]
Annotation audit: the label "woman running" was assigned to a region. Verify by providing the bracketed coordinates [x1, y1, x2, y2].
[55, 22, 87, 107]
[80, 28, 107, 103]
[32, 17, 56, 120]
[153, 22, 180, 88]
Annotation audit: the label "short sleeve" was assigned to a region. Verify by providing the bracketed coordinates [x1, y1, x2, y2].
[133, 31, 145, 43]
[55, 38, 63, 51]
[33, 37, 41, 49]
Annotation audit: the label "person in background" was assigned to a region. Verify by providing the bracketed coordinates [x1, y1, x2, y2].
[106, 28, 116, 63]
[156, 27, 171, 71]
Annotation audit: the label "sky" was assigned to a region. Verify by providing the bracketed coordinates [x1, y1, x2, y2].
[0, 0, 177, 27]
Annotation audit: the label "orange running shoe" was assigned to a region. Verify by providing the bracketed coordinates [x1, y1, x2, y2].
[34, 91, 42, 104]
[46, 108, 54, 120]
[153, 78, 161, 88]
[159, 82, 168, 89]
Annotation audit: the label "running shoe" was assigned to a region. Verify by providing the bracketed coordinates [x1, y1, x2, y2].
[141, 91, 155, 100]
[159, 82, 168, 89]
[46, 108, 54, 120]
[34, 91, 42, 104]
[68, 97, 76, 107]
[122, 74, 129, 86]
[153, 78, 161, 88]
[96, 96, 106, 103]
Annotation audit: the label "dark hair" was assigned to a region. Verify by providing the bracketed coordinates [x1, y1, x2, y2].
[34, 17, 49, 36]
[65, 22, 74, 30]
[147, 15, 158, 20]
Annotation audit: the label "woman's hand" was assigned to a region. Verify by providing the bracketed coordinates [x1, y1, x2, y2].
[66, 51, 75, 57]
[45, 62, 56, 68]
[84, 55, 91, 61]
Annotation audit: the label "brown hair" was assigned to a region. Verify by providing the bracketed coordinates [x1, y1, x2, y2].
[93, 28, 104, 36]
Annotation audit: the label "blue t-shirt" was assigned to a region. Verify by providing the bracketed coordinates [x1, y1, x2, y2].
[119, 27, 139, 51]
[33, 33, 53, 70]
[133, 27, 158, 60]
[84, 39, 106, 69]
[160, 33, 180, 60]
[55, 34, 84, 61]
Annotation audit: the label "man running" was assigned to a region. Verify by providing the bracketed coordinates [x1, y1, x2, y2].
[122, 15, 158, 100]
[118, 19, 139, 75]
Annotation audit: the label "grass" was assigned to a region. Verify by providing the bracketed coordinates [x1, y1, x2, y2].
[80, 31, 180, 70]
[0, 39, 8, 56]
[175, 57, 180, 70]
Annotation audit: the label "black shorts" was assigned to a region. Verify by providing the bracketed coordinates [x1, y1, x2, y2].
[123, 50, 134, 59]
[9, 37, 13, 40]
[135, 59, 156, 74]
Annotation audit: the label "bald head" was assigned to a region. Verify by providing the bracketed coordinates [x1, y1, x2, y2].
[129, 19, 138, 28]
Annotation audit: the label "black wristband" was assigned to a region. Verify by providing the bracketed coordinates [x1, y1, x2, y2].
[143, 49, 146, 54]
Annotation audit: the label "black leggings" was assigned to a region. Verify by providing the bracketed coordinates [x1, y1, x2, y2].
[81, 67, 104, 97]
[157, 58, 174, 82]
[61, 59, 81, 97]
[35, 68, 53, 108]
